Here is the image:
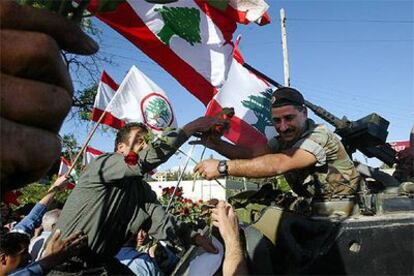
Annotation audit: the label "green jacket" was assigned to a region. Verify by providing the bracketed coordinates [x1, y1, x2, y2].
[55, 129, 194, 257]
[268, 119, 361, 200]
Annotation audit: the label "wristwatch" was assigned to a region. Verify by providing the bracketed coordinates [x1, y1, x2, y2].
[217, 160, 228, 176]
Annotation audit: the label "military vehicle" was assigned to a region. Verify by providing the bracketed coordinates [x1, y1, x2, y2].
[170, 70, 413, 275]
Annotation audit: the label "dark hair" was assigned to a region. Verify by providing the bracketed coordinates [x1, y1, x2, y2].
[114, 122, 148, 151]
[0, 232, 30, 255]
[293, 104, 306, 112]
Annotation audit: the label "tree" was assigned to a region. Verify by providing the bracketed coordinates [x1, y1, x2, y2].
[155, 6, 202, 46]
[145, 97, 172, 127]
[241, 88, 273, 134]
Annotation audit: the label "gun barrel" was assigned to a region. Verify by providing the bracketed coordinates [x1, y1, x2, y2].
[304, 100, 349, 129]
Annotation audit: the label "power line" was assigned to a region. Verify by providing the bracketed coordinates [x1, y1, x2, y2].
[288, 18, 414, 24]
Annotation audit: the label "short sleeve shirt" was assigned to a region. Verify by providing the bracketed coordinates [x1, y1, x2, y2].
[268, 119, 361, 199]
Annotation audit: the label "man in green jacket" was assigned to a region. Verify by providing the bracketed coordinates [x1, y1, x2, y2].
[54, 118, 218, 273]
[195, 87, 361, 205]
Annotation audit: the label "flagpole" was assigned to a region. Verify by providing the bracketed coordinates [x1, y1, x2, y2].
[165, 145, 195, 213]
[65, 82, 125, 177]
[242, 63, 283, 88]
[192, 146, 206, 192]
[177, 148, 226, 190]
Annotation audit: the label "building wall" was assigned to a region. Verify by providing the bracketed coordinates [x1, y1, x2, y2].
[148, 179, 258, 201]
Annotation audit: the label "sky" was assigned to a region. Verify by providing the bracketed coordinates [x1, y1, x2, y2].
[61, 0, 413, 170]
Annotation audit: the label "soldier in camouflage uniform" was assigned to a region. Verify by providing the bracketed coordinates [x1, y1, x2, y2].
[195, 87, 361, 207]
[51, 118, 218, 274]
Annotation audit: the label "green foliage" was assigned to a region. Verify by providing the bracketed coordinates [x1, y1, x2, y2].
[241, 88, 273, 134]
[72, 84, 98, 122]
[17, 180, 71, 208]
[156, 6, 201, 46]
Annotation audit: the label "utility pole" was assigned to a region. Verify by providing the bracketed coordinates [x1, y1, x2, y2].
[280, 8, 290, 87]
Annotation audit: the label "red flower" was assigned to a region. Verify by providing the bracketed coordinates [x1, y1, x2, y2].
[162, 187, 169, 195]
[169, 187, 175, 194]
[182, 207, 190, 215]
[124, 151, 138, 165]
[198, 199, 203, 204]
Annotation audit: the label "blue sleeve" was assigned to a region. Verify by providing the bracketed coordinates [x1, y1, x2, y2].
[9, 262, 43, 276]
[13, 203, 47, 236]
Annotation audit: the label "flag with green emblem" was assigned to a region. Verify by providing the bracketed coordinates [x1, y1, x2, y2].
[89, 0, 270, 106]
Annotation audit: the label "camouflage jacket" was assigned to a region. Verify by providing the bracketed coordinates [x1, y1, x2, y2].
[268, 119, 361, 200]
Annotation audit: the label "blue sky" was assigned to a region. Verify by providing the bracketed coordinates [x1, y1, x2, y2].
[62, 0, 413, 170]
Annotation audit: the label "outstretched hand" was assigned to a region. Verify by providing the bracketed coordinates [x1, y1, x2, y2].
[39, 229, 88, 271]
[182, 116, 223, 138]
[194, 159, 221, 180]
[48, 175, 70, 193]
[211, 201, 240, 243]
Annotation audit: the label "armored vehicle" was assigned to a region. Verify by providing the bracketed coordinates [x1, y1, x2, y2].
[171, 70, 413, 275]
[172, 103, 413, 275]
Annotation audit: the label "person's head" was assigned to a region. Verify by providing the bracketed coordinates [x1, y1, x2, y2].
[114, 123, 148, 155]
[0, 232, 31, 274]
[271, 87, 308, 142]
[136, 219, 151, 247]
[42, 209, 61, 232]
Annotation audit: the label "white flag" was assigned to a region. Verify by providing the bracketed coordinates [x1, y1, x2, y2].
[105, 65, 177, 132]
[92, 71, 123, 128]
[58, 157, 78, 189]
[82, 146, 104, 166]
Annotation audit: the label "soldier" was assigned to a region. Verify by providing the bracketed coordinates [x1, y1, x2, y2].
[52, 118, 218, 274]
[194, 87, 362, 210]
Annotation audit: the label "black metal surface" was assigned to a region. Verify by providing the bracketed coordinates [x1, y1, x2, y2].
[304, 215, 414, 275]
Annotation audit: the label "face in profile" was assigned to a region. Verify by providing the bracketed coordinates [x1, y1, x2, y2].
[136, 229, 149, 247]
[272, 105, 307, 142]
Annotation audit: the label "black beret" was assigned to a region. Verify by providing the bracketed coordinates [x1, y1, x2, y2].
[271, 87, 305, 108]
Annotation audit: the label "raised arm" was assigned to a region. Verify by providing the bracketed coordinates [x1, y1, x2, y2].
[139, 117, 219, 173]
[195, 148, 317, 179]
[191, 138, 271, 159]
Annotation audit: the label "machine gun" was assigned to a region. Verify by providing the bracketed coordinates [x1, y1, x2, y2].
[304, 101, 397, 166]
[242, 63, 398, 166]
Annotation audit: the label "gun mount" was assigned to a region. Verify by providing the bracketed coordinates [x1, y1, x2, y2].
[304, 101, 397, 166]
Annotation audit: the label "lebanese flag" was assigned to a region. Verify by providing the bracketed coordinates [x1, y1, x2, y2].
[58, 157, 78, 189]
[89, 0, 241, 106]
[97, 65, 177, 131]
[206, 45, 276, 147]
[91, 71, 122, 128]
[210, 0, 271, 26]
[82, 146, 104, 166]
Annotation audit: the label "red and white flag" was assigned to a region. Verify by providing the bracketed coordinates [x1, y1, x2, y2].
[209, 0, 270, 26]
[58, 157, 78, 189]
[93, 65, 177, 132]
[89, 0, 269, 106]
[206, 44, 276, 147]
[92, 71, 122, 128]
[82, 146, 104, 166]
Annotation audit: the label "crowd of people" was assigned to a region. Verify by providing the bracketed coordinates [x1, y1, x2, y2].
[1, 1, 413, 276]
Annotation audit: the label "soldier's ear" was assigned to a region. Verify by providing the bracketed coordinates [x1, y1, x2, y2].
[116, 142, 127, 154]
[0, 253, 7, 265]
